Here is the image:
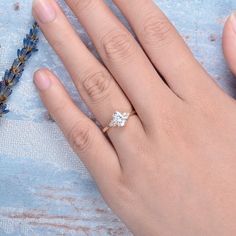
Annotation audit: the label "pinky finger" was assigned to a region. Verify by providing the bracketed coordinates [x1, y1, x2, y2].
[33, 68, 121, 191]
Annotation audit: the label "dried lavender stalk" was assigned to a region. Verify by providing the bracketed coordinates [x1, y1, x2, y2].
[0, 21, 39, 116]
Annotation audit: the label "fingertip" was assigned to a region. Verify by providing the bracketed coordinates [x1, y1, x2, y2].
[223, 12, 236, 41]
[34, 67, 51, 77]
[34, 68, 53, 91]
[223, 12, 236, 76]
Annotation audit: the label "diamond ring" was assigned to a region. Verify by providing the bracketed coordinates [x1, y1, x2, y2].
[102, 110, 136, 133]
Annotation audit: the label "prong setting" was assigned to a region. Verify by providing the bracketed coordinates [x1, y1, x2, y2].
[109, 111, 130, 128]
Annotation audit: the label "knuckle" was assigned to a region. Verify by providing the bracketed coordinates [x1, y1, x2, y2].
[80, 70, 111, 103]
[101, 30, 136, 63]
[141, 14, 173, 47]
[68, 122, 92, 153]
[51, 99, 68, 117]
[51, 38, 64, 53]
[69, 0, 95, 12]
[50, 35, 72, 54]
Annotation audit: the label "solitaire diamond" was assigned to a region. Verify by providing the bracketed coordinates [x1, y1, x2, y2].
[109, 111, 130, 128]
[102, 110, 136, 133]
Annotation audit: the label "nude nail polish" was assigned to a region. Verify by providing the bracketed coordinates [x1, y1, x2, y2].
[32, 0, 56, 23]
[34, 70, 51, 91]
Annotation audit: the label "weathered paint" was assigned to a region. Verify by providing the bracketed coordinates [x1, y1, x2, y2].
[0, 0, 236, 235]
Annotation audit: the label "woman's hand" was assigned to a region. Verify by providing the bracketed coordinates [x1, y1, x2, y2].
[32, 0, 236, 235]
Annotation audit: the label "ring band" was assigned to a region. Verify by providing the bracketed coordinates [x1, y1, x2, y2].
[102, 110, 136, 133]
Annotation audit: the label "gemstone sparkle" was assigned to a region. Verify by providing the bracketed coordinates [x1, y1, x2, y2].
[109, 111, 130, 128]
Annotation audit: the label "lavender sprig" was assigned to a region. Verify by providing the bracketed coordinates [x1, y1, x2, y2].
[0, 21, 39, 117]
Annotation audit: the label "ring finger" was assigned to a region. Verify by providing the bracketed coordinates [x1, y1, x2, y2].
[65, 0, 180, 125]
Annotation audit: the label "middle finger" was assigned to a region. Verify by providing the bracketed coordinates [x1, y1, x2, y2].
[66, 0, 180, 124]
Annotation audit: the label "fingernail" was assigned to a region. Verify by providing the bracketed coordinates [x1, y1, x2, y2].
[32, 0, 56, 23]
[34, 70, 51, 91]
[231, 12, 236, 33]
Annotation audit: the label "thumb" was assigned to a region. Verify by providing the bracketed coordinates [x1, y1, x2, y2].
[223, 12, 236, 76]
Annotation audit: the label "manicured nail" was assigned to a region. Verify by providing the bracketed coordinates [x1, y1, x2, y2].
[34, 70, 51, 91]
[32, 0, 56, 23]
[231, 12, 236, 34]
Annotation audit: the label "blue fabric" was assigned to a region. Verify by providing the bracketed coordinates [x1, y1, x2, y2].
[0, 0, 235, 235]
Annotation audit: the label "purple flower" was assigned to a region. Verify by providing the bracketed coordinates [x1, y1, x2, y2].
[0, 21, 39, 117]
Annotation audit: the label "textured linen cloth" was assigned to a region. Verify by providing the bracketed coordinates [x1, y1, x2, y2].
[0, 0, 236, 235]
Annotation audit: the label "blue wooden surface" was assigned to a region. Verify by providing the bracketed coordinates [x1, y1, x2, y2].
[0, 0, 236, 235]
